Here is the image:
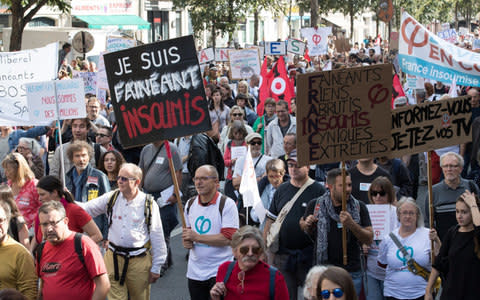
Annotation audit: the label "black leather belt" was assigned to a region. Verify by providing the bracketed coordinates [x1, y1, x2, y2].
[110, 242, 146, 286]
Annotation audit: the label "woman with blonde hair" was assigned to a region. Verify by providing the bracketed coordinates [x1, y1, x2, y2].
[0, 185, 29, 248]
[218, 106, 254, 154]
[2, 153, 40, 229]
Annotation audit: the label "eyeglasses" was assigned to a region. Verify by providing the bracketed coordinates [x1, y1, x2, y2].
[399, 211, 416, 216]
[39, 218, 65, 228]
[117, 176, 137, 182]
[193, 176, 217, 182]
[370, 190, 386, 197]
[441, 164, 459, 169]
[232, 113, 243, 117]
[237, 271, 245, 294]
[238, 245, 262, 255]
[249, 141, 262, 146]
[321, 288, 344, 299]
[96, 133, 110, 138]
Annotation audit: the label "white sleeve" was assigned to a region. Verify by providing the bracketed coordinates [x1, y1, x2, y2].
[77, 192, 112, 217]
[222, 198, 239, 229]
[149, 200, 167, 274]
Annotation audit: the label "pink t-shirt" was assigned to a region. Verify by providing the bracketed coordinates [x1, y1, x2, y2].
[10, 178, 40, 228]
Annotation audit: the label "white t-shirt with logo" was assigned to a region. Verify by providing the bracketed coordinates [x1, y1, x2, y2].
[184, 194, 239, 280]
[378, 227, 431, 299]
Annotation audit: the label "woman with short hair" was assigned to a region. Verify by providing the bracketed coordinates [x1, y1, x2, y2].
[316, 266, 357, 300]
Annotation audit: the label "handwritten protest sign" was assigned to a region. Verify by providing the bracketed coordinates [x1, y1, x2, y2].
[399, 12, 480, 86]
[198, 48, 214, 64]
[438, 29, 457, 44]
[296, 64, 392, 166]
[264, 41, 286, 55]
[366, 204, 392, 240]
[26, 79, 86, 123]
[390, 95, 472, 157]
[215, 48, 232, 62]
[73, 71, 97, 95]
[0, 43, 58, 125]
[229, 49, 261, 80]
[104, 35, 211, 148]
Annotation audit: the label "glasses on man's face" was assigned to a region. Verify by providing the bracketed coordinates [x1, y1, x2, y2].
[399, 211, 416, 216]
[238, 245, 262, 255]
[370, 190, 386, 197]
[117, 176, 137, 182]
[96, 133, 109, 138]
[321, 288, 344, 299]
[39, 218, 64, 228]
[192, 176, 217, 183]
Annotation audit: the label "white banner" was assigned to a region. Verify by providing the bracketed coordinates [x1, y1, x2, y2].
[106, 36, 137, 53]
[73, 71, 97, 95]
[228, 49, 261, 80]
[0, 43, 58, 125]
[215, 48, 232, 62]
[287, 38, 306, 55]
[197, 48, 215, 64]
[301, 27, 332, 56]
[366, 204, 391, 240]
[399, 12, 480, 86]
[26, 79, 87, 124]
[264, 41, 286, 55]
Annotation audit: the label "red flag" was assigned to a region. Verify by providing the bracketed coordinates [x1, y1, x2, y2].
[304, 48, 311, 62]
[257, 57, 272, 116]
[391, 73, 406, 108]
[269, 56, 294, 112]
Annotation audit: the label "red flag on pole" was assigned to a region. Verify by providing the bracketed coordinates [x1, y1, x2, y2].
[269, 56, 294, 112]
[257, 57, 272, 116]
[391, 73, 406, 108]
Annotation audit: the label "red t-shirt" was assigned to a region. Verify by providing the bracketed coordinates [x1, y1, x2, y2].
[35, 202, 92, 243]
[11, 178, 40, 228]
[37, 233, 107, 300]
[216, 260, 289, 300]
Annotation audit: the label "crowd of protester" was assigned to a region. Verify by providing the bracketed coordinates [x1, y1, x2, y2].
[1, 33, 480, 300]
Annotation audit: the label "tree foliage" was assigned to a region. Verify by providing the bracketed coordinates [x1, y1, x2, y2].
[1, 0, 70, 51]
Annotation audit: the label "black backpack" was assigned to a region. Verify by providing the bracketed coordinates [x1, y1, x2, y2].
[36, 233, 86, 269]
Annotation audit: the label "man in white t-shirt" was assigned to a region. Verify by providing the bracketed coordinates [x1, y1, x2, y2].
[182, 165, 239, 300]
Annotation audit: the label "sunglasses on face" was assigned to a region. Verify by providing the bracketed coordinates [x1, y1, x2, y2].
[249, 141, 262, 146]
[232, 113, 243, 117]
[238, 245, 262, 255]
[117, 176, 136, 182]
[321, 288, 344, 299]
[370, 190, 386, 197]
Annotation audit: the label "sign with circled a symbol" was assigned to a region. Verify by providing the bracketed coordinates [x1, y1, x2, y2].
[195, 216, 211, 234]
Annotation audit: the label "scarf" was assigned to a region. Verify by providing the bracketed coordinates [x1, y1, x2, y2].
[315, 190, 361, 265]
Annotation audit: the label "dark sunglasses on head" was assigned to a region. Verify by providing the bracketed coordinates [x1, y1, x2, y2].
[370, 190, 386, 197]
[321, 288, 344, 299]
[238, 245, 262, 255]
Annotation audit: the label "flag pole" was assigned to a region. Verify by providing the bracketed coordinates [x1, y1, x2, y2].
[342, 161, 348, 265]
[164, 140, 186, 228]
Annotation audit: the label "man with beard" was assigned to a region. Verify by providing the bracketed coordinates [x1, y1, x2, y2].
[301, 168, 373, 295]
[36, 201, 110, 300]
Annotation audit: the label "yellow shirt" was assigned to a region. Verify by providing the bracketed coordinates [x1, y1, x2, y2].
[0, 235, 38, 299]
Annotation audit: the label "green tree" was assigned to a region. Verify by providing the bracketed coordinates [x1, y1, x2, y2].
[1, 0, 70, 51]
[244, 0, 284, 45]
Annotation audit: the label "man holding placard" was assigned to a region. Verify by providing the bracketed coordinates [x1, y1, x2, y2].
[301, 168, 373, 295]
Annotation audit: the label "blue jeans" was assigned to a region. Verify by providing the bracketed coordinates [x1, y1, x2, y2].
[350, 271, 363, 297]
[366, 274, 385, 300]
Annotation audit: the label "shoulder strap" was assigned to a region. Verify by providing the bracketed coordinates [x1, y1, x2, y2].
[74, 233, 87, 270]
[219, 195, 227, 220]
[223, 261, 236, 285]
[36, 241, 46, 266]
[254, 154, 263, 169]
[144, 194, 153, 234]
[144, 143, 164, 177]
[269, 266, 277, 300]
[107, 190, 121, 228]
[275, 178, 315, 225]
[186, 196, 196, 215]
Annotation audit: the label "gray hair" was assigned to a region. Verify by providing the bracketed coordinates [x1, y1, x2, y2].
[440, 151, 464, 168]
[397, 197, 424, 228]
[120, 163, 143, 181]
[38, 200, 66, 219]
[265, 159, 285, 173]
[18, 137, 42, 156]
[231, 225, 265, 252]
[303, 265, 328, 300]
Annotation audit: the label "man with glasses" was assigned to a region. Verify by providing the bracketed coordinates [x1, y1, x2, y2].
[37, 200, 110, 300]
[95, 125, 115, 151]
[425, 151, 480, 240]
[87, 97, 110, 127]
[0, 202, 37, 299]
[264, 150, 325, 300]
[301, 168, 373, 296]
[182, 165, 239, 300]
[210, 226, 289, 299]
[78, 163, 167, 300]
[265, 100, 296, 158]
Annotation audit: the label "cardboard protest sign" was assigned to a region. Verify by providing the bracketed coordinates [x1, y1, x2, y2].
[264, 41, 286, 55]
[228, 49, 261, 80]
[215, 48, 232, 62]
[26, 79, 87, 123]
[104, 35, 211, 148]
[73, 71, 97, 95]
[399, 12, 480, 87]
[198, 48, 214, 64]
[334, 37, 351, 53]
[0, 43, 58, 125]
[366, 204, 392, 240]
[296, 64, 393, 166]
[390, 95, 472, 157]
[438, 29, 457, 44]
[106, 36, 137, 53]
[287, 38, 306, 55]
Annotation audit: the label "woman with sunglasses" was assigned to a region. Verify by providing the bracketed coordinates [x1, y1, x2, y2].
[364, 177, 399, 300]
[30, 175, 103, 252]
[377, 198, 441, 300]
[425, 190, 480, 300]
[98, 150, 126, 190]
[210, 225, 289, 300]
[218, 106, 254, 155]
[316, 266, 357, 300]
[2, 153, 40, 230]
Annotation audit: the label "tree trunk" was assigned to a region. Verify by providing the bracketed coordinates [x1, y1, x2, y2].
[350, 4, 354, 41]
[310, 0, 318, 27]
[254, 9, 259, 46]
[211, 23, 216, 48]
[9, 5, 26, 51]
[455, 2, 458, 30]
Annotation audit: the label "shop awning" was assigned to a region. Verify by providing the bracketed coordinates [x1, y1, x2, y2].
[74, 15, 150, 30]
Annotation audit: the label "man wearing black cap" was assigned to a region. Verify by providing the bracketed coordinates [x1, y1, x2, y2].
[263, 150, 325, 300]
